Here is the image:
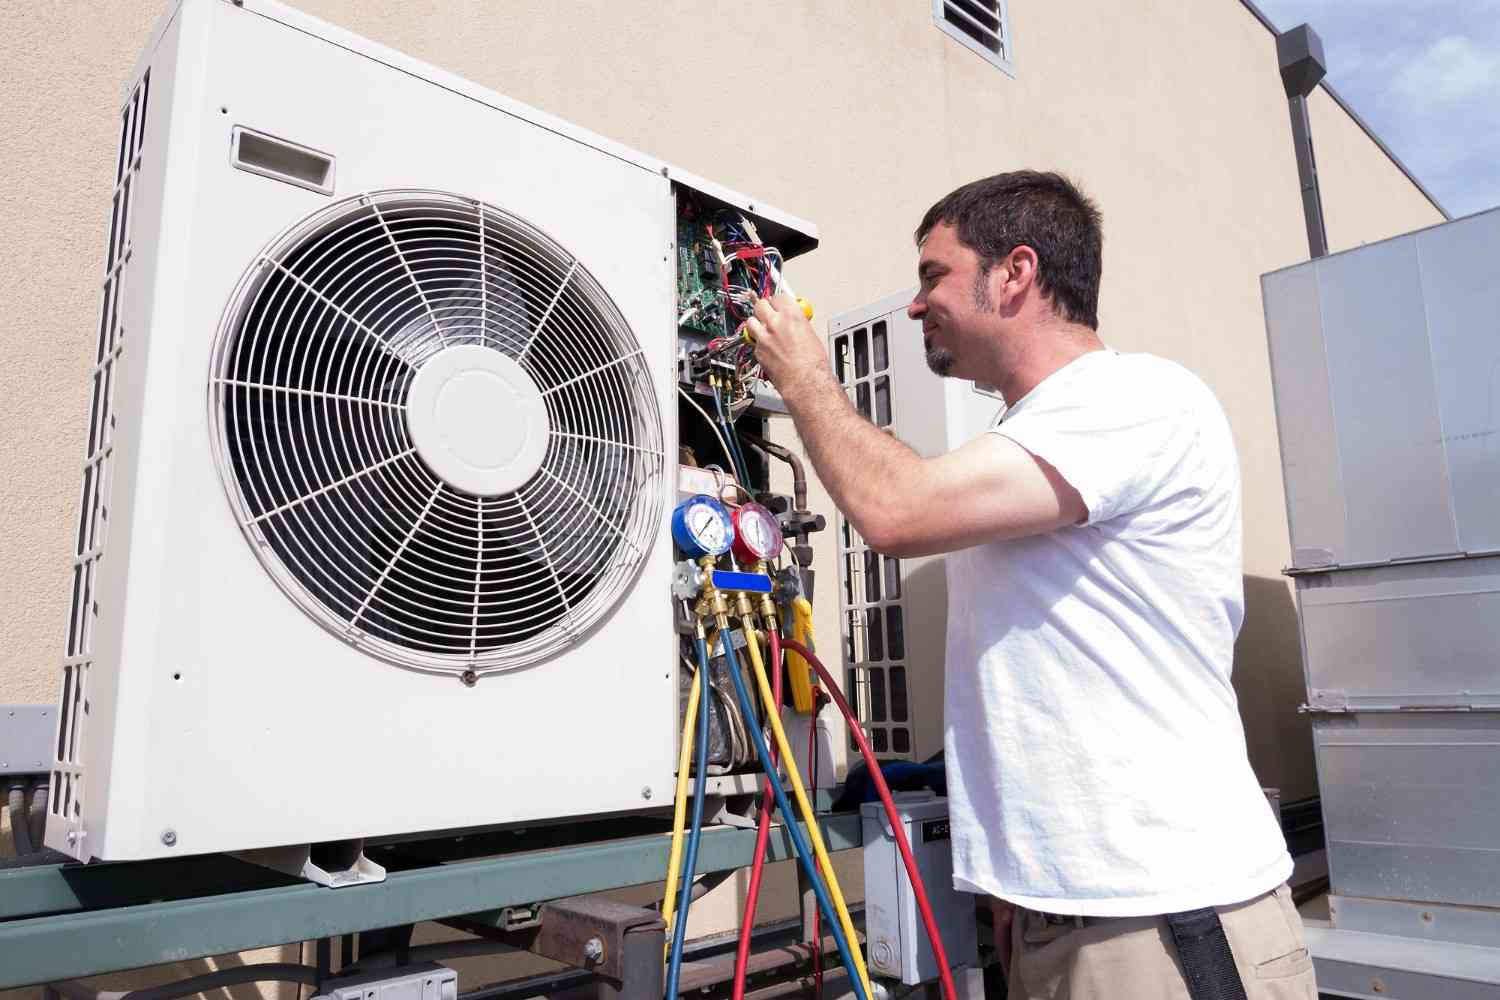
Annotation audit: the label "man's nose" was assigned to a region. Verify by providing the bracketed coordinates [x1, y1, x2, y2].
[907, 294, 926, 320]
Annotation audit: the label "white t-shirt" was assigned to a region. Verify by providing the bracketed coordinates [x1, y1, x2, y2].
[943, 348, 1292, 917]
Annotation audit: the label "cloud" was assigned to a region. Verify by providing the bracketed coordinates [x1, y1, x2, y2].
[1391, 35, 1500, 103]
[1252, 0, 1500, 215]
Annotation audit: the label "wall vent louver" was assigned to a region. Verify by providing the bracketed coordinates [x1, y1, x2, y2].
[934, 0, 1013, 72]
[54, 69, 151, 824]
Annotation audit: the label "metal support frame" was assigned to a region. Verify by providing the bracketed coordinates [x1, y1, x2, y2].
[0, 812, 862, 990]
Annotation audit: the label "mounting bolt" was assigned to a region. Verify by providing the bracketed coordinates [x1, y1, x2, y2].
[461, 669, 478, 688]
[161, 829, 177, 846]
[1371, 977, 1386, 994]
[583, 937, 604, 963]
[66, 831, 77, 845]
[641, 786, 653, 800]
[1421, 911, 1434, 923]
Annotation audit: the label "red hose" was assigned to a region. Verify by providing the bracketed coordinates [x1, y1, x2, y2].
[732, 628, 785, 1000]
[808, 689, 824, 1000]
[780, 638, 960, 1000]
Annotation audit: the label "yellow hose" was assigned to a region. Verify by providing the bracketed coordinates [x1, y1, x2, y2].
[785, 596, 818, 713]
[661, 662, 702, 958]
[742, 622, 873, 998]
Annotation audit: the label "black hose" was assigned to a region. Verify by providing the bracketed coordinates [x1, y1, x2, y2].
[119, 964, 319, 1000]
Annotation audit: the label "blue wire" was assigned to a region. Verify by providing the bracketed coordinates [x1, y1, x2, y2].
[718, 634, 871, 1000]
[665, 639, 713, 1000]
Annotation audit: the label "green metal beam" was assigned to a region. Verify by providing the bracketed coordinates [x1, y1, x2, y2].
[0, 814, 862, 989]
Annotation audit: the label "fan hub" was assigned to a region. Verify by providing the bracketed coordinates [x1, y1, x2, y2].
[405, 344, 550, 496]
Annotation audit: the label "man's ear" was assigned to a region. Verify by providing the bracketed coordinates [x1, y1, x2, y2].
[1006, 245, 1040, 298]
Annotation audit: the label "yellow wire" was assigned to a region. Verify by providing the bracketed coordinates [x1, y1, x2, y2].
[661, 662, 703, 960]
[741, 623, 873, 998]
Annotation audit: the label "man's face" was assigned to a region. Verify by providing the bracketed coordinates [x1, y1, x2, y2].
[907, 222, 995, 378]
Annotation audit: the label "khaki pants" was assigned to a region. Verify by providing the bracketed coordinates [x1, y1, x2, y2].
[1006, 883, 1317, 999]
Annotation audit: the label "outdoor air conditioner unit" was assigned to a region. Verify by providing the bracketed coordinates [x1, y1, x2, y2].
[46, 0, 815, 875]
[827, 292, 1000, 766]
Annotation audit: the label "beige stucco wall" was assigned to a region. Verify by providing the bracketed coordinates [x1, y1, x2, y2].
[0, 0, 1443, 996]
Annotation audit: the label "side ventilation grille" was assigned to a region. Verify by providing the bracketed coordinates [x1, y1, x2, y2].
[934, 0, 1013, 72]
[832, 321, 912, 759]
[53, 69, 151, 828]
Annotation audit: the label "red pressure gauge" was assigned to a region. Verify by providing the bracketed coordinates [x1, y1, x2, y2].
[730, 502, 784, 563]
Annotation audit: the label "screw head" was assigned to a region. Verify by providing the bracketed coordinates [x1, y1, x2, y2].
[641, 786, 653, 800]
[1421, 911, 1434, 922]
[461, 669, 478, 687]
[583, 937, 604, 963]
[66, 831, 77, 845]
[161, 829, 178, 846]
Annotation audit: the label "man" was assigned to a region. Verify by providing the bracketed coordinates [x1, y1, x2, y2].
[747, 171, 1314, 999]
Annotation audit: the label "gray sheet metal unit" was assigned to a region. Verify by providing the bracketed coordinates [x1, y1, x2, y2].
[1262, 207, 1500, 996]
[1314, 712, 1500, 908]
[1297, 555, 1500, 712]
[1261, 205, 1500, 573]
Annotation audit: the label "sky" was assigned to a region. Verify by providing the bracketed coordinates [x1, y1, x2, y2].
[1252, 0, 1500, 218]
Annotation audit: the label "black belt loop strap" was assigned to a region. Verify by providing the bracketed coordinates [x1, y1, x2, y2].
[1165, 908, 1249, 1000]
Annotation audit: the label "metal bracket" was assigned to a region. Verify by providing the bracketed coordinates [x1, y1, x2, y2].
[706, 793, 760, 830]
[1, 705, 54, 776]
[233, 840, 386, 888]
[444, 894, 665, 998]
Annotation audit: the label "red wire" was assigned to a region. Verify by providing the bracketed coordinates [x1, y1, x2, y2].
[732, 628, 785, 1000]
[780, 638, 961, 1000]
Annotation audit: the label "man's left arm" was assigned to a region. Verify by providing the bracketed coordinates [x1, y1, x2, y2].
[748, 295, 1084, 558]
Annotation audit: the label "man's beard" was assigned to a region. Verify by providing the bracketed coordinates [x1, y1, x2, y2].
[925, 343, 955, 376]
[926, 270, 995, 377]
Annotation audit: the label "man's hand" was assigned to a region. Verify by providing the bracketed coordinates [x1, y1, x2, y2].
[746, 294, 829, 392]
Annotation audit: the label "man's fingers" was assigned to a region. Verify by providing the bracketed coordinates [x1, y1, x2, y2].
[744, 315, 768, 341]
[752, 295, 777, 325]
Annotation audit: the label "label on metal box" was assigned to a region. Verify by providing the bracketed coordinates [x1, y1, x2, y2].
[921, 818, 951, 843]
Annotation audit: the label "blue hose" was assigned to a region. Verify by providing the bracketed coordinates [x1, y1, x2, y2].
[665, 637, 713, 1000]
[718, 633, 870, 1000]
[712, 387, 753, 486]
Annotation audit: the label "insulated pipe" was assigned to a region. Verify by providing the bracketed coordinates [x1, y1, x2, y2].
[28, 778, 47, 853]
[7, 785, 35, 856]
[737, 432, 807, 513]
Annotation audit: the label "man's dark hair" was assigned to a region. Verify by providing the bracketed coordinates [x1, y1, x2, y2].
[915, 171, 1103, 330]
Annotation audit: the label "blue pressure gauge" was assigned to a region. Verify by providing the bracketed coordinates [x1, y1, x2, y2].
[671, 494, 735, 558]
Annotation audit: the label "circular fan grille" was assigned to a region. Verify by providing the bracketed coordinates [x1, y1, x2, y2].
[209, 190, 665, 675]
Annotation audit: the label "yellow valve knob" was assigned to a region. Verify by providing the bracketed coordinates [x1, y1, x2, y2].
[740, 297, 815, 345]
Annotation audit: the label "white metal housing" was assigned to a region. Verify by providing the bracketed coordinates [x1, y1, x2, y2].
[48, 0, 816, 863]
[828, 292, 1000, 763]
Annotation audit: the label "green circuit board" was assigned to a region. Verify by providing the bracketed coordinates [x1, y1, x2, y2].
[677, 214, 729, 339]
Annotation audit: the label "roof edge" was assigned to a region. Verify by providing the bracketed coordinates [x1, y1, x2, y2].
[1239, 0, 1451, 220]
